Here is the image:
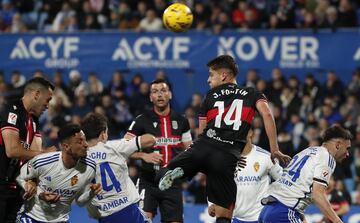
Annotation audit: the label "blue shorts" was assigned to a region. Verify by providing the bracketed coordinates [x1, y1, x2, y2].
[99, 203, 150, 223]
[232, 218, 257, 223]
[17, 213, 68, 223]
[258, 202, 302, 223]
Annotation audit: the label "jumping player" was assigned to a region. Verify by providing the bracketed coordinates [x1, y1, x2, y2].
[159, 55, 290, 223]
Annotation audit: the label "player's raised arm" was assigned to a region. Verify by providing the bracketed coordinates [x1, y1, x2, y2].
[116, 134, 157, 158]
[125, 132, 162, 164]
[256, 99, 291, 165]
[137, 134, 157, 149]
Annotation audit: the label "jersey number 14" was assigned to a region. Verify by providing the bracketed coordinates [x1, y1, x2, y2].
[214, 99, 243, 130]
[287, 155, 310, 182]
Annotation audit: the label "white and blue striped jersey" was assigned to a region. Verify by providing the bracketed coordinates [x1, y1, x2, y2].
[86, 137, 141, 219]
[269, 146, 336, 214]
[233, 145, 283, 222]
[16, 151, 96, 222]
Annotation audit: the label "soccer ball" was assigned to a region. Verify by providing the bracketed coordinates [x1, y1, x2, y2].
[163, 3, 193, 33]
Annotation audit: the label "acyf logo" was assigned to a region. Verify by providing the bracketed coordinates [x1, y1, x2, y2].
[218, 36, 320, 69]
[112, 37, 190, 69]
[10, 37, 80, 68]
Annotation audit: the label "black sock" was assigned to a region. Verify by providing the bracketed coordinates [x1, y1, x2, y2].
[216, 217, 231, 223]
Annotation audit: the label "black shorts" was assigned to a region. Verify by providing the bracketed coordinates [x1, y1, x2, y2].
[139, 179, 183, 222]
[167, 139, 239, 209]
[0, 187, 23, 223]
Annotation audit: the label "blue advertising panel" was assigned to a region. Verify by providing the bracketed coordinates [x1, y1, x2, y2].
[1, 31, 359, 109]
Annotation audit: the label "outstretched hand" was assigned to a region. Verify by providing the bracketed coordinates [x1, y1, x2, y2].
[271, 150, 291, 166]
[23, 180, 37, 200]
[39, 192, 60, 203]
[90, 183, 102, 195]
[143, 153, 163, 165]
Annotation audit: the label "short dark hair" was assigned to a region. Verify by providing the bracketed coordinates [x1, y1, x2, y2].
[206, 55, 239, 77]
[322, 125, 352, 142]
[150, 79, 171, 90]
[58, 124, 82, 142]
[24, 77, 55, 94]
[81, 112, 108, 140]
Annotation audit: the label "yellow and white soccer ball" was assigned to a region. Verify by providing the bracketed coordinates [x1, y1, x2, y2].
[163, 3, 193, 33]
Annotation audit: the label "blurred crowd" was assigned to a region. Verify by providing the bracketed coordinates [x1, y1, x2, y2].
[0, 0, 360, 33]
[1, 67, 360, 205]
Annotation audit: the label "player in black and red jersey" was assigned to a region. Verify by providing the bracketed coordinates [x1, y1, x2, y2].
[0, 77, 54, 223]
[125, 79, 192, 223]
[159, 55, 291, 223]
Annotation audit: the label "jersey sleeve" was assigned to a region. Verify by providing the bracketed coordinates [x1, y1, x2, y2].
[253, 88, 268, 104]
[0, 105, 21, 133]
[16, 157, 41, 189]
[198, 94, 209, 121]
[313, 151, 336, 187]
[126, 115, 145, 137]
[181, 117, 192, 143]
[107, 138, 140, 159]
[268, 159, 283, 181]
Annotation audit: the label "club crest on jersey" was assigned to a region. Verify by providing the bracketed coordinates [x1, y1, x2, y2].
[71, 175, 78, 186]
[7, 112, 17, 125]
[254, 162, 260, 172]
[172, 121, 178, 129]
[153, 122, 158, 128]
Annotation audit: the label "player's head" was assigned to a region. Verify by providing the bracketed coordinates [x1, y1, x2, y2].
[206, 55, 239, 89]
[150, 79, 172, 110]
[81, 112, 108, 143]
[58, 124, 88, 158]
[322, 125, 352, 162]
[23, 77, 54, 117]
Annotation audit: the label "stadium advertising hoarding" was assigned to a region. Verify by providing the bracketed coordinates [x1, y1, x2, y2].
[1, 31, 360, 74]
[1, 30, 359, 108]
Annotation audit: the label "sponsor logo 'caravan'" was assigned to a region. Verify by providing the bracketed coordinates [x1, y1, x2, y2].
[112, 37, 190, 68]
[10, 37, 80, 68]
[218, 36, 320, 68]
